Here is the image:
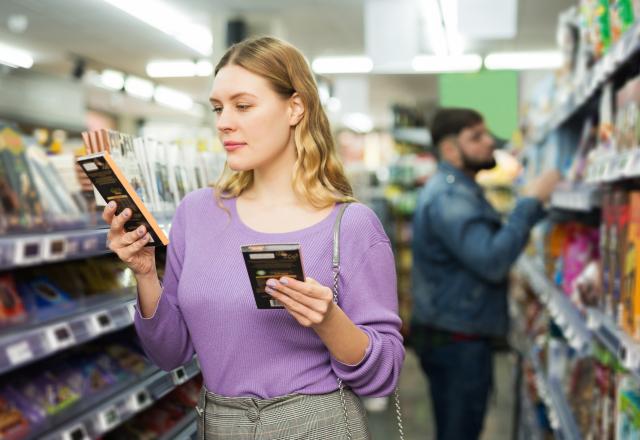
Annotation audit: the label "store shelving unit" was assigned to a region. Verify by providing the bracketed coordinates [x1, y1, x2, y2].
[550, 185, 601, 212]
[158, 411, 198, 440]
[516, 256, 592, 355]
[0, 291, 136, 375]
[529, 346, 582, 440]
[531, 22, 640, 146]
[37, 357, 200, 440]
[0, 220, 171, 271]
[587, 308, 640, 382]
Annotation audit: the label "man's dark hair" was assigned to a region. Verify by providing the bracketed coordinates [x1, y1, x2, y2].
[430, 108, 483, 147]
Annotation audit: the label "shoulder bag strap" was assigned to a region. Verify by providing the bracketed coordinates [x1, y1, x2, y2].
[331, 203, 404, 440]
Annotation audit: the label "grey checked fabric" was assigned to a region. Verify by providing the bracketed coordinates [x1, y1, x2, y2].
[196, 387, 371, 439]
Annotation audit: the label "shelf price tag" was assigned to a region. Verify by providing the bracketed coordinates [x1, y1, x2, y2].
[6, 341, 34, 367]
[82, 235, 100, 253]
[13, 239, 43, 266]
[43, 236, 68, 261]
[96, 405, 121, 432]
[61, 424, 89, 440]
[44, 323, 75, 351]
[128, 389, 152, 412]
[89, 311, 114, 336]
[172, 366, 188, 385]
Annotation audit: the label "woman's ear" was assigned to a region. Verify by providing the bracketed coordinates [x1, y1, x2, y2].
[288, 93, 305, 126]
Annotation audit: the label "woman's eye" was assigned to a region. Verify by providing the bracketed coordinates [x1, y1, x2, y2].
[212, 107, 222, 114]
[237, 104, 250, 111]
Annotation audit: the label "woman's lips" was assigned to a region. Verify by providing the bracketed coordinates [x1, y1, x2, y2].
[223, 142, 246, 151]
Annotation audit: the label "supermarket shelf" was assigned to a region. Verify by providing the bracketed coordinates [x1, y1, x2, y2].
[159, 411, 198, 440]
[0, 291, 136, 375]
[392, 127, 431, 147]
[0, 221, 171, 272]
[550, 185, 601, 212]
[529, 347, 582, 440]
[531, 22, 640, 145]
[584, 147, 640, 184]
[587, 308, 640, 382]
[516, 256, 592, 355]
[39, 357, 200, 440]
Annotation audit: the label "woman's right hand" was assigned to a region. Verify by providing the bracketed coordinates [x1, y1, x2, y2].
[103, 202, 157, 277]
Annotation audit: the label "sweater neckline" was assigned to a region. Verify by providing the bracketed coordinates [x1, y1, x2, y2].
[225, 195, 342, 238]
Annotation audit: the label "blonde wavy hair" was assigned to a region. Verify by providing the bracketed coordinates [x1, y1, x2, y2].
[213, 36, 355, 208]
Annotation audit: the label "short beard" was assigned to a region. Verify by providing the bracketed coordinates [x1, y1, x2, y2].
[461, 155, 497, 173]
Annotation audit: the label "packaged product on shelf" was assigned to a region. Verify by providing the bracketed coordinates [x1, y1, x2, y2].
[167, 143, 189, 206]
[567, 118, 597, 183]
[77, 148, 169, 247]
[17, 276, 74, 316]
[621, 191, 640, 337]
[602, 190, 614, 314]
[0, 126, 45, 234]
[613, 190, 631, 322]
[0, 395, 30, 440]
[561, 224, 600, 299]
[0, 275, 27, 325]
[617, 377, 640, 439]
[567, 357, 598, 437]
[145, 138, 175, 214]
[24, 145, 87, 230]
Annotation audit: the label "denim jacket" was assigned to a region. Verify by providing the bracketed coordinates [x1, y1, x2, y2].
[411, 162, 545, 337]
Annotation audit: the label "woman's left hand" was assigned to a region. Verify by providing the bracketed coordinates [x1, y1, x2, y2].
[265, 277, 335, 328]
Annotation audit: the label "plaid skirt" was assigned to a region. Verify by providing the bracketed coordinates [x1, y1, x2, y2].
[196, 386, 371, 439]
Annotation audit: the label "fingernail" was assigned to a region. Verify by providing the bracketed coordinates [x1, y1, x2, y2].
[279, 278, 289, 285]
[137, 226, 145, 236]
[108, 201, 116, 209]
[123, 209, 131, 217]
[265, 287, 274, 294]
[266, 279, 277, 287]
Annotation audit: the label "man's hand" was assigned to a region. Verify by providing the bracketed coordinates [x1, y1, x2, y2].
[522, 170, 562, 203]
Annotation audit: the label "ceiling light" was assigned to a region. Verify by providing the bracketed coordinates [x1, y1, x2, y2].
[125, 75, 154, 100]
[102, 0, 212, 56]
[195, 60, 213, 77]
[100, 69, 125, 90]
[312, 56, 373, 74]
[412, 54, 482, 73]
[484, 51, 563, 70]
[147, 60, 195, 77]
[154, 85, 193, 111]
[0, 43, 33, 68]
[146, 60, 213, 78]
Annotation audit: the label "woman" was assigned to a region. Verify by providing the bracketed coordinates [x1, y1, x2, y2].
[103, 36, 404, 439]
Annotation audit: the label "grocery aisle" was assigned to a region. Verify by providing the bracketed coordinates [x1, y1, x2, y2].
[367, 350, 516, 440]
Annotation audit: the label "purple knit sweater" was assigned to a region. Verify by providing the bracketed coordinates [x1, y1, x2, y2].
[134, 188, 404, 399]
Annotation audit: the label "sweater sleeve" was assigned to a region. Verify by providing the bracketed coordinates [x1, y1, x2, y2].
[134, 199, 195, 371]
[331, 240, 405, 397]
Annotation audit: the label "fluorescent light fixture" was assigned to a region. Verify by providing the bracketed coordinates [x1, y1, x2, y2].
[412, 54, 482, 73]
[146, 60, 213, 77]
[102, 0, 212, 56]
[195, 60, 213, 77]
[125, 75, 154, 100]
[0, 43, 33, 68]
[312, 56, 373, 74]
[100, 69, 125, 90]
[342, 113, 373, 133]
[154, 85, 193, 111]
[484, 51, 563, 70]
